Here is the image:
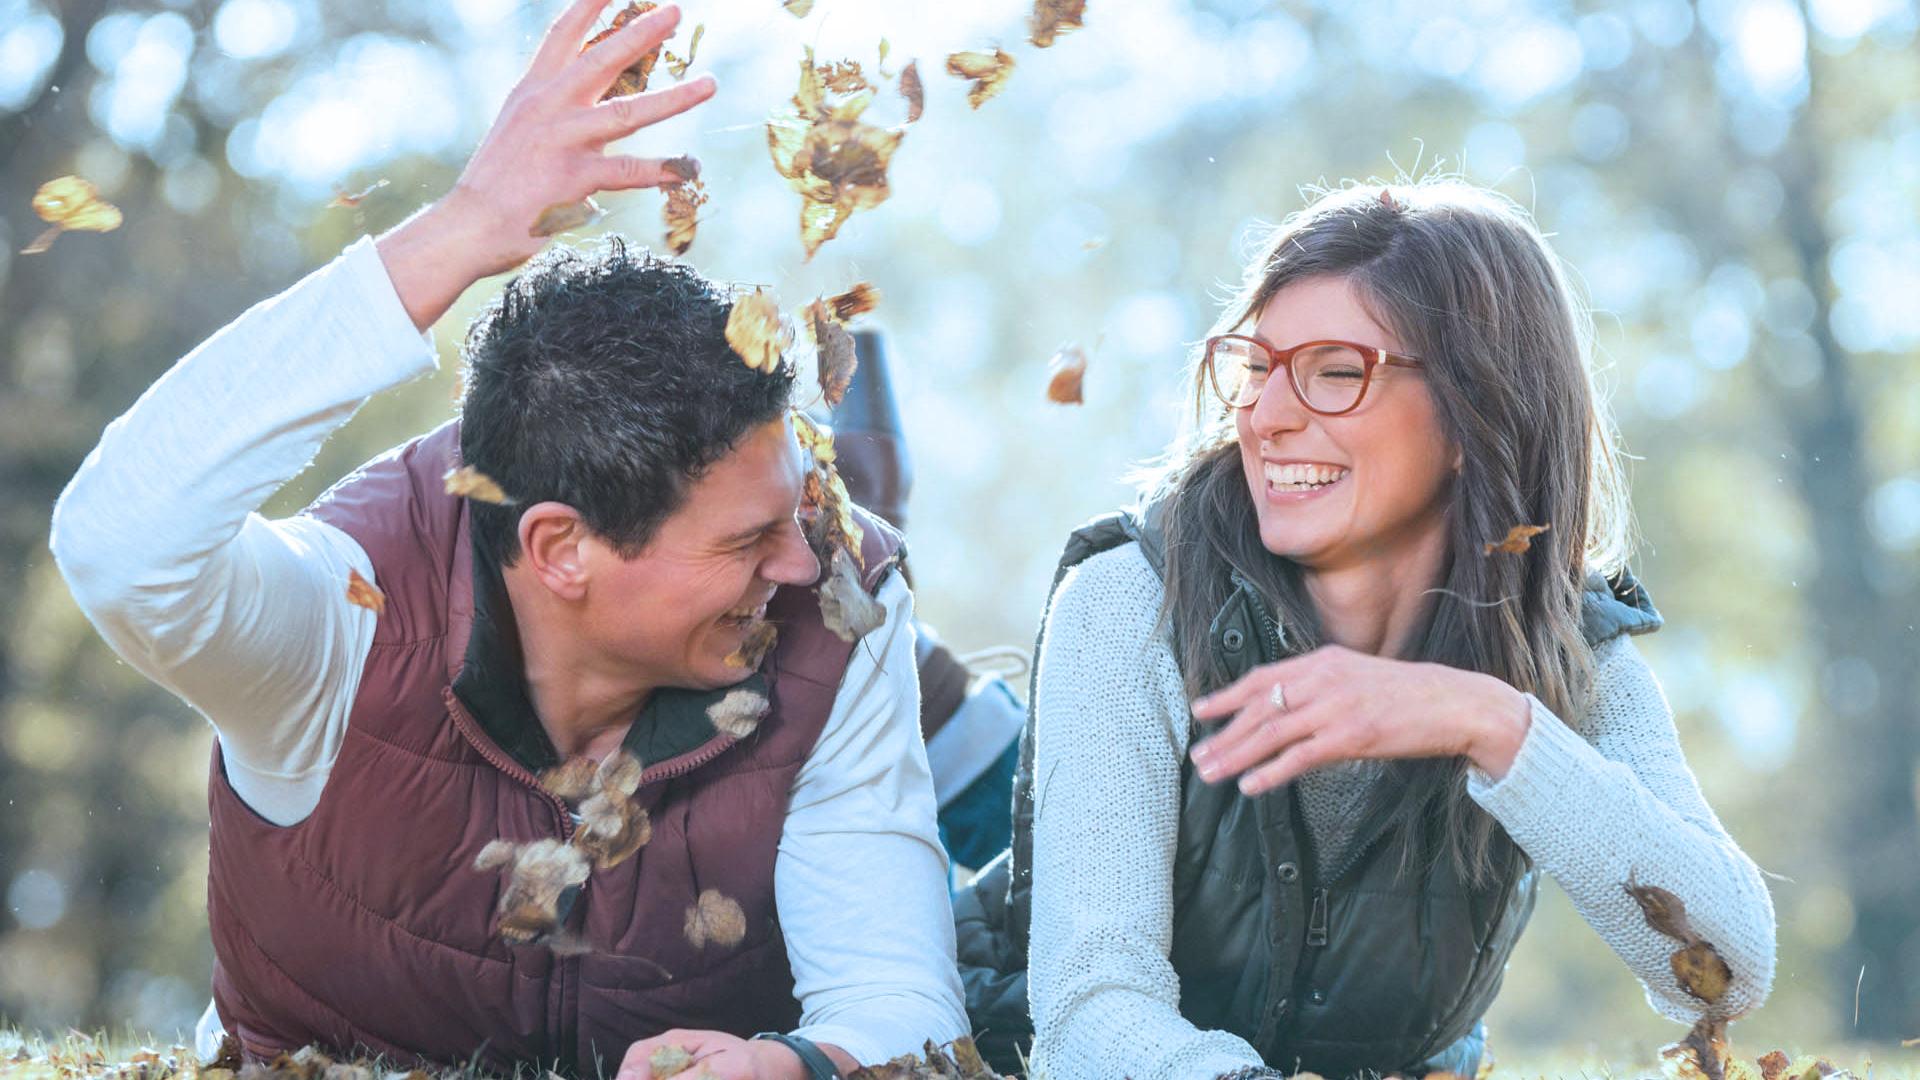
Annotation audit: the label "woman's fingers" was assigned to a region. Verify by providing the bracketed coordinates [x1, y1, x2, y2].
[1238, 735, 1339, 796]
[572, 74, 718, 147]
[1192, 704, 1313, 783]
[561, 3, 682, 102]
[528, 0, 617, 80]
[1191, 652, 1315, 721]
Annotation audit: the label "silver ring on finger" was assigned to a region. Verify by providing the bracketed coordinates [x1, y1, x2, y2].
[1269, 681, 1288, 712]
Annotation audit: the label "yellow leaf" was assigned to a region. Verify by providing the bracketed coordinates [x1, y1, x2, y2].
[21, 175, 122, 255]
[345, 569, 386, 616]
[1483, 523, 1550, 555]
[684, 888, 747, 948]
[443, 465, 511, 504]
[1029, 0, 1088, 47]
[530, 198, 604, 238]
[946, 49, 1015, 109]
[725, 290, 790, 374]
[663, 177, 708, 256]
[1046, 345, 1088, 405]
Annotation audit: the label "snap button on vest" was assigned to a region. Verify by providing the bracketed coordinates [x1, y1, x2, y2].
[1276, 862, 1299, 882]
[1223, 627, 1246, 651]
[1309, 989, 1327, 1005]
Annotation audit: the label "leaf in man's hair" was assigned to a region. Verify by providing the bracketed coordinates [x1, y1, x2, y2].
[829, 281, 882, 321]
[443, 465, 511, 505]
[345, 569, 386, 616]
[726, 619, 779, 669]
[683, 888, 747, 949]
[649, 1046, 695, 1078]
[808, 299, 859, 407]
[707, 688, 771, 739]
[946, 49, 1015, 109]
[1661, 1016, 1730, 1080]
[662, 23, 703, 79]
[530, 198, 604, 238]
[21, 175, 123, 255]
[1483, 523, 1550, 555]
[583, 2, 661, 100]
[1029, 0, 1088, 47]
[898, 61, 925, 123]
[1046, 345, 1088, 405]
[662, 177, 707, 256]
[818, 545, 885, 642]
[726, 290, 790, 373]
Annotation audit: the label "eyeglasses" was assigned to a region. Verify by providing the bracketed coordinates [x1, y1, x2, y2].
[1203, 335, 1426, 415]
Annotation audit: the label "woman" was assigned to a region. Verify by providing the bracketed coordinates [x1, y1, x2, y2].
[996, 180, 1775, 1079]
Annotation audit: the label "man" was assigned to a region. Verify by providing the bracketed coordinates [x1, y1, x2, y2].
[47, 3, 966, 1077]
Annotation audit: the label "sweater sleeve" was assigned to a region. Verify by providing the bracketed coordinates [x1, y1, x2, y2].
[1028, 544, 1267, 1080]
[1467, 634, 1777, 1022]
[48, 237, 439, 825]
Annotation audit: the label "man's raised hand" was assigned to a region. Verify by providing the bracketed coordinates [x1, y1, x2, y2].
[377, 0, 717, 330]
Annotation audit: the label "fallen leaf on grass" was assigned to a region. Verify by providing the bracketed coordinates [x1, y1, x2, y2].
[1029, 0, 1088, 47]
[898, 60, 925, 123]
[725, 620, 779, 669]
[1759, 1051, 1793, 1080]
[328, 178, 389, 209]
[1046, 345, 1088, 404]
[21, 175, 122, 255]
[946, 49, 1015, 109]
[846, 1037, 1002, 1079]
[708, 688, 771, 738]
[444, 465, 511, 504]
[530, 198, 604, 238]
[726, 290, 790, 373]
[1483, 523, 1550, 555]
[1661, 1016, 1729, 1080]
[818, 546, 885, 642]
[684, 888, 746, 948]
[584, 2, 661, 99]
[663, 177, 707, 256]
[345, 569, 386, 616]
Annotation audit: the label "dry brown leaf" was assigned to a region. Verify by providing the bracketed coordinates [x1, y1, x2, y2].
[650, 1047, 695, 1078]
[537, 757, 601, 803]
[443, 465, 510, 504]
[783, 0, 813, 14]
[684, 888, 747, 948]
[328, 178, 389, 209]
[726, 290, 790, 373]
[1672, 940, 1734, 1005]
[1758, 1051, 1792, 1080]
[792, 409, 837, 465]
[708, 688, 771, 738]
[476, 838, 589, 945]
[1625, 873, 1698, 942]
[1662, 1016, 1729, 1080]
[818, 545, 885, 642]
[576, 790, 651, 870]
[1046, 345, 1088, 405]
[583, 1, 661, 99]
[946, 49, 1015, 109]
[1029, 0, 1088, 47]
[663, 155, 702, 183]
[809, 299, 859, 407]
[663, 23, 703, 78]
[829, 281, 881, 321]
[663, 177, 707, 256]
[1483, 523, 1550, 555]
[767, 47, 906, 259]
[21, 175, 123, 255]
[847, 1039, 1003, 1080]
[898, 60, 925, 123]
[345, 569, 386, 616]
[530, 198, 604, 238]
[725, 619, 779, 669]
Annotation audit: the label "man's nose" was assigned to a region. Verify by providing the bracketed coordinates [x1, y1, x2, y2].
[763, 519, 823, 588]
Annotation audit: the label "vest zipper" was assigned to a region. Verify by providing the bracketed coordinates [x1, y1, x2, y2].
[1306, 887, 1329, 947]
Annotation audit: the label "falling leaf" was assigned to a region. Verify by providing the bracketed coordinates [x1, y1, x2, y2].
[808, 300, 859, 407]
[726, 290, 790, 373]
[345, 569, 386, 616]
[444, 465, 511, 504]
[328, 178, 389, 209]
[663, 177, 707, 256]
[946, 49, 1015, 109]
[877, 37, 892, 73]
[530, 198, 604, 238]
[898, 60, 925, 123]
[663, 155, 702, 183]
[792, 409, 837, 465]
[1082, 236, 1107, 251]
[818, 545, 885, 642]
[1483, 523, 1550, 555]
[1661, 1016, 1729, 1080]
[708, 688, 771, 739]
[726, 619, 779, 669]
[1046, 345, 1088, 405]
[828, 281, 881, 321]
[663, 23, 703, 78]
[684, 888, 747, 948]
[576, 787, 651, 870]
[783, 0, 813, 14]
[583, 1, 661, 99]
[1759, 1051, 1793, 1080]
[650, 1047, 695, 1079]
[538, 757, 601, 803]
[21, 175, 123, 255]
[475, 838, 590, 946]
[1029, 0, 1088, 47]
[767, 47, 907, 259]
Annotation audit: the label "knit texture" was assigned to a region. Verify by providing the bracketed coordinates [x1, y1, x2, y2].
[1027, 542, 1776, 1080]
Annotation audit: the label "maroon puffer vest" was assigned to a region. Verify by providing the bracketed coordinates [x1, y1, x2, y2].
[206, 421, 901, 1074]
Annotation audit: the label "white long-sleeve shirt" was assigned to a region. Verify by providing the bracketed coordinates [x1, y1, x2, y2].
[1026, 542, 1777, 1080]
[47, 237, 967, 1068]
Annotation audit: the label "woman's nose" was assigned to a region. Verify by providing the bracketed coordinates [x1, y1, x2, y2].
[1248, 372, 1311, 437]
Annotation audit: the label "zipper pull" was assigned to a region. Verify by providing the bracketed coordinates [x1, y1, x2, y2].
[1306, 887, 1329, 947]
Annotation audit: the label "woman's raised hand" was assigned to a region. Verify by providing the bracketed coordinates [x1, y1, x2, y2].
[377, 0, 717, 329]
[1187, 645, 1534, 795]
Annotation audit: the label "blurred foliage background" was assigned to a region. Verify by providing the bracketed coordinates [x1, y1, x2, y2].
[1, 0, 1917, 1067]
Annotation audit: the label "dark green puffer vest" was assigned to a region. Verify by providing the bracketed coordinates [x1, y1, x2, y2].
[954, 506, 1663, 1078]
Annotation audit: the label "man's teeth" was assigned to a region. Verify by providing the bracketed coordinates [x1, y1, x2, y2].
[1265, 463, 1349, 490]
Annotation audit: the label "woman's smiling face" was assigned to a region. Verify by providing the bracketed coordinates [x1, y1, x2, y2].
[1234, 275, 1458, 572]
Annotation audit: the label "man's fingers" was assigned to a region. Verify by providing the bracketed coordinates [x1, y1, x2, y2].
[573, 74, 718, 146]
[529, 0, 617, 80]
[587, 154, 689, 192]
[562, 2, 682, 101]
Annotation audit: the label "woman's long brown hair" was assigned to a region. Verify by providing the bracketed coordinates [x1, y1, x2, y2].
[1148, 180, 1634, 883]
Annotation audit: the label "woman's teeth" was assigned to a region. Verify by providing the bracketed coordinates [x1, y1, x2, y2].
[1265, 463, 1349, 491]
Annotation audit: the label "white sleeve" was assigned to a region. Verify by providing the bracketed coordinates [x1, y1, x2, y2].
[1027, 545, 1266, 1080]
[48, 237, 440, 826]
[778, 571, 971, 1065]
[1467, 635, 1778, 1022]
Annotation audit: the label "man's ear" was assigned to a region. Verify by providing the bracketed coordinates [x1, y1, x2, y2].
[517, 502, 590, 601]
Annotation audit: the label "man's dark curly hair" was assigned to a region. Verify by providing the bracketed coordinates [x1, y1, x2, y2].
[457, 238, 796, 570]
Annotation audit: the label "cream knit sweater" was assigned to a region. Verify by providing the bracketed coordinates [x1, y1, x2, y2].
[1026, 542, 1776, 1080]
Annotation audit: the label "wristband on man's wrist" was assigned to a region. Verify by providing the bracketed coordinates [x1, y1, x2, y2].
[751, 1032, 843, 1080]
